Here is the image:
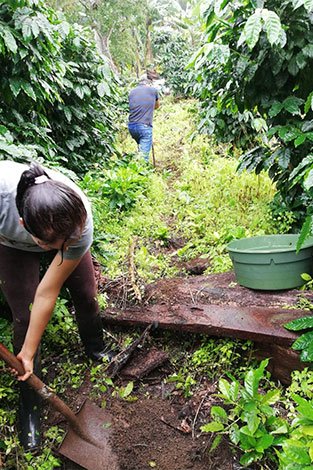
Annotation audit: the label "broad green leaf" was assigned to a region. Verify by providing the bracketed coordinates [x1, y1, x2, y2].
[278, 126, 300, 142]
[295, 397, 313, 420]
[240, 451, 258, 466]
[304, 169, 313, 190]
[301, 425, 313, 436]
[9, 78, 22, 97]
[285, 316, 313, 331]
[244, 359, 268, 397]
[59, 21, 70, 38]
[304, 132, 313, 142]
[292, 0, 305, 9]
[240, 424, 256, 437]
[259, 404, 274, 417]
[302, 273, 313, 281]
[304, 0, 313, 12]
[31, 19, 40, 38]
[201, 421, 224, 432]
[293, 394, 312, 407]
[1, 28, 17, 53]
[120, 381, 133, 398]
[305, 92, 313, 113]
[289, 155, 313, 181]
[22, 19, 32, 40]
[302, 120, 313, 132]
[211, 406, 228, 423]
[295, 134, 307, 147]
[73, 36, 80, 47]
[0, 142, 36, 159]
[64, 107, 72, 123]
[269, 101, 283, 118]
[283, 96, 304, 115]
[283, 443, 311, 465]
[276, 148, 291, 169]
[229, 424, 240, 444]
[272, 423, 289, 434]
[219, 378, 231, 399]
[210, 434, 222, 452]
[246, 413, 260, 435]
[296, 52, 307, 70]
[21, 82, 37, 101]
[74, 85, 84, 99]
[303, 45, 313, 58]
[261, 389, 280, 405]
[300, 343, 313, 362]
[288, 57, 300, 76]
[240, 10, 262, 50]
[0, 126, 8, 136]
[255, 433, 274, 452]
[229, 381, 239, 401]
[262, 9, 282, 46]
[251, 117, 267, 132]
[97, 82, 110, 97]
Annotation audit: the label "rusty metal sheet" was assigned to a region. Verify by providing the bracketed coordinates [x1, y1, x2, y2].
[101, 304, 309, 346]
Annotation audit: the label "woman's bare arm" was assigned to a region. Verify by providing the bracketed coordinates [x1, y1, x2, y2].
[17, 253, 81, 380]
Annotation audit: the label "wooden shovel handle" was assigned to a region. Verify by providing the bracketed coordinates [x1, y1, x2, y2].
[0, 342, 81, 432]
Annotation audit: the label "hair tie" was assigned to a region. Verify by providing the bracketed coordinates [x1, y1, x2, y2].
[34, 175, 49, 185]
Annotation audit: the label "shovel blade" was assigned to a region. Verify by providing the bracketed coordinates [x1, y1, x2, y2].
[58, 399, 119, 470]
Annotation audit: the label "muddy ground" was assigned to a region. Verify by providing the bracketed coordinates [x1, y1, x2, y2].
[47, 264, 311, 470]
[54, 347, 235, 470]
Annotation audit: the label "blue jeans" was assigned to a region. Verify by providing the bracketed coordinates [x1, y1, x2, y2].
[128, 122, 153, 162]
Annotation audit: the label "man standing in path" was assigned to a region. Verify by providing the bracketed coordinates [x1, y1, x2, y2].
[128, 76, 160, 162]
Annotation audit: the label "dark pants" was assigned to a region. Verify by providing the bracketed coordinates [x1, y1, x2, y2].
[0, 245, 103, 354]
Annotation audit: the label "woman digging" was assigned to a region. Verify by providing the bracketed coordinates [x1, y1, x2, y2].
[0, 160, 112, 450]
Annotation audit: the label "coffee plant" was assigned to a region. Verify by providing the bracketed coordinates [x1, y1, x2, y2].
[189, 0, 313, 232]
[0, 0, 121, 174]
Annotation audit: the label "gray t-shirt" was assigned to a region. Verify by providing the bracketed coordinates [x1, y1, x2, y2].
[0, 160, 93, 260]
[128, 85, 159, 127]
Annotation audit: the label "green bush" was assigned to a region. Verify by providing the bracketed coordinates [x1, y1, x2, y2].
[189, 0, 313, 230]
[153, 30, 195, 97]
[0, 0, 120, 174]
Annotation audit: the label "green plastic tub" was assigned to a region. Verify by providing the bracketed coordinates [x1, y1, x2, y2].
[227, 234, 313, 290]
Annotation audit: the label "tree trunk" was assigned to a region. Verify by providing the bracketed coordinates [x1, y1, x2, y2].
[144, 16, 153, 68]
[132, 27, 142, 78]
[93, 28, 118, 73]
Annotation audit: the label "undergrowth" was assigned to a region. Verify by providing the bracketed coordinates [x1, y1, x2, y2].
[85, 97, 288, 282]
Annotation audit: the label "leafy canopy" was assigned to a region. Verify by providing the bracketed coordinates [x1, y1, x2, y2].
[0, 0, 120, 174]
[189, 0, 313, 233]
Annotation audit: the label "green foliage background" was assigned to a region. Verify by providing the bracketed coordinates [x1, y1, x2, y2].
[190, 0, 313, 231]
[0, 0, 120, 174]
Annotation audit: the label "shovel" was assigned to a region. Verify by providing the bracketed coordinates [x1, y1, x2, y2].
[0, 343, 119, 470]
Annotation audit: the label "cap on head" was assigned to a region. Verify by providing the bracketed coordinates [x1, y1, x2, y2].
[138, 73, 152, 85]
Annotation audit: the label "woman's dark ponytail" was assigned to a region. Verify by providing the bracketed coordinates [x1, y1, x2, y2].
[16, 163, 50, 216]
[16, 162, 87, 243]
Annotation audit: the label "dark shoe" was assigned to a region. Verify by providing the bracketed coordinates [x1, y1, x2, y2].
[86, 347, 116, 363]
[18, 382, 41, 450]
[18, 351, 42, 450]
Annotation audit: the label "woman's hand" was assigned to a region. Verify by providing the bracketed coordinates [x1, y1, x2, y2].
[16, 351, 34, 381]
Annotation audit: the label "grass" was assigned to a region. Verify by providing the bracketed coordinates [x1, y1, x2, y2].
[92, 96, 283, 280]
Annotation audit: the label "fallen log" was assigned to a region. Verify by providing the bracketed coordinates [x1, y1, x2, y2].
[101, 303, 308, 346]
[120, 348, 169, 380]
[105, 323, 154, 378]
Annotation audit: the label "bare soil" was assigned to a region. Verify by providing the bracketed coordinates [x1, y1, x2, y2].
[56, 365, 234, 470]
